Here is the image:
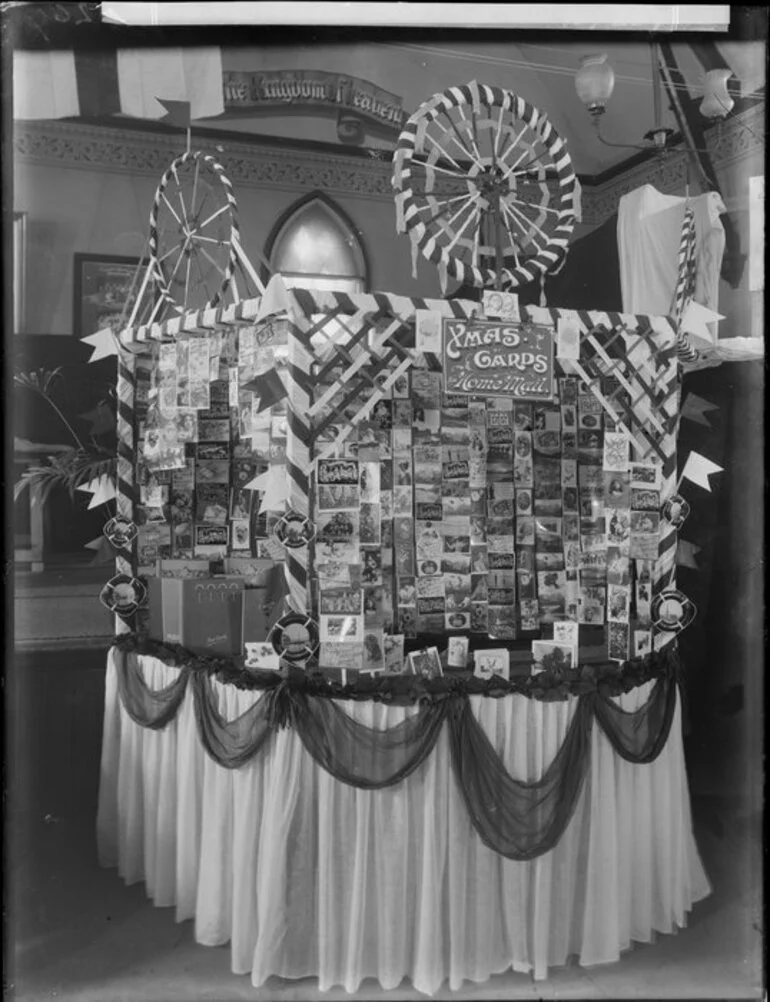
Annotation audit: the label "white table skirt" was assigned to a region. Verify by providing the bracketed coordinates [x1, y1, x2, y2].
[97, 649, 711, 995]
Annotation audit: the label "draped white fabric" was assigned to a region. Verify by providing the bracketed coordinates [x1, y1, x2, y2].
[97, 651, 711, 995]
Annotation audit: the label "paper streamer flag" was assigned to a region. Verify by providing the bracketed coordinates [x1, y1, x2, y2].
[81, 328, 120, 362]
[680, 301, 725, 345]
[680, 451, 724, 492]
[157, 98, 191, 128]
[77, 474, 117, 508]
[676, 539, 702, 569]
[242, 368, 288, 413]
[244, 467, 288, 513]
[681, 393, 719, 428]
[79, 401, 116, 437]
[85, 536, 115, 565]
[256, 275, 292, 322]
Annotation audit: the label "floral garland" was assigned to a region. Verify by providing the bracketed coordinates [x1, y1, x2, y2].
[112, 633, 680, 704]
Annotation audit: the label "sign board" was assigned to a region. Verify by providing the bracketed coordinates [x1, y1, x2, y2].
[441, 318, 554, 400]
[222, 70, 406, 131]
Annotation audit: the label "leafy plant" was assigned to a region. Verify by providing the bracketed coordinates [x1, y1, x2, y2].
[14, 365, 117, 506]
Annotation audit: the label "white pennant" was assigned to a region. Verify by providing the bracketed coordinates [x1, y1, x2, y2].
[679, 451, 724, 492]
[676, 539, 702, 569]
[81, 327, 120, 362]
[77, 474, 117, 508]
[255, 274, 291, 322]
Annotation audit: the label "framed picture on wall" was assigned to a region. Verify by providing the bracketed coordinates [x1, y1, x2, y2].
[73, 253, 147, 339]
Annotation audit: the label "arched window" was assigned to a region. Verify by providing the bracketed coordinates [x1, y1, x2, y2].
[267, 195, 367, 294]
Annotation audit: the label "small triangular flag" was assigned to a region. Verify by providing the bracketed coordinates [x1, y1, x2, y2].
[77, 474, 117, 508]
[681, 393, 719, 429]
[256, 274, 291, 322]
[85, 536, 114, 565]
[81, 327, 120, 362]
[157, 98, 191, 128]
[680, 301, 725, 345]
[680, 451, 724, 492]
[242, 368, 288, 412]
[676, 539, 702, 569]
[79, 400, 116, 436]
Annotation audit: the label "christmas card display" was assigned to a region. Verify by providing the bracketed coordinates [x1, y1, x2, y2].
[116, 286, 684, 677]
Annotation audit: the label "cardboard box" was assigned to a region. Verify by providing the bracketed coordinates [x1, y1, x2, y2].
[147, 577, 245, 657]
[241, 587, 272, 647]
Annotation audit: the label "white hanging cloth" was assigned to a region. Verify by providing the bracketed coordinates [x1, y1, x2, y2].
[617, 184, 726, 345]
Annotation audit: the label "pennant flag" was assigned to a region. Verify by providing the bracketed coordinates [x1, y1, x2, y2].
[157, 98, 191, 128]
[77, 474, 117, 508]
[680, 451, 724, 492]
[677, 539, 702, 569]
[85, 536, 115, 565]
[81, 327, 120, 363]
[14, 47, 223, 122]
[680, 300, 725, 345]
[79, 401, 116, 437]
[256, 275, 292, 322]
[242, 368, 288, 413]
[681, 392, 719, 428]
[244, 467, 289, 513]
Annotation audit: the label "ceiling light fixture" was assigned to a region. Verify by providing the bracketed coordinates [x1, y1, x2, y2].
[575, 44, 733, 154]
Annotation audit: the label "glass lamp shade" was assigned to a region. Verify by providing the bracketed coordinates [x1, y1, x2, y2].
[700, 69, 734, 119]
[575, 54, 615, 114]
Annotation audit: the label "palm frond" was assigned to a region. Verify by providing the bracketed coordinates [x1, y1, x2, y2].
[15, 448, 117, 506]
[14, 366, 64, 396]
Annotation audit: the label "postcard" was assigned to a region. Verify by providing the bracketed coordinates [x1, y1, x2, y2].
[531, 640, 575, 675]
[317, 561, 353, 590]
[473, 648, 510, 680]
[470, 545, 489, 574]
[383, 634, 406, 675]
[416, 521, 444, 559]
[632, 487, 662, 512]
[447, 636, 469, 669]
[603, 431, 630, 472]
[195, 484, 229, 525]
[320, 615, 363, 644]
[630, 462, 662, 490]
[606, 508, 632, 549]
[319, 642, 365, 671]
[244, 642, 280, 671]
[633, 630, 653, 658]
[361, 547, 383, 586]
[196, 460, 230, 484]
[231, 518, 251, 550]
[470, 603, 489, 633]
[604, 471, 631, 509]
[553, 619, 579, 648]
[608, 622, 630, 663]
[408, 647, 444, 678]
[607, 583, 631, 622]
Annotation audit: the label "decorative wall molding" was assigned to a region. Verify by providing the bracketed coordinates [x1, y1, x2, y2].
[14, 100, 764, 225]
[14, 121, 396, 201]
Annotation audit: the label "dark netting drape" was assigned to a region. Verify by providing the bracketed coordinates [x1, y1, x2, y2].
[116, 650, 189, 729]
[113, 649, 682, 858]
[291, 693, 449, 789]
[447, 696, 595, 861]
[590, 672, 678, 764]
[191, 672, 277, 770]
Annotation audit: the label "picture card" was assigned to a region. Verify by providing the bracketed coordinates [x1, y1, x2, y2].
[408, 647, 444, 678]
[531, 640, 575, 675]
[474, 648, 510, 679]
[415, 309, 443, 353]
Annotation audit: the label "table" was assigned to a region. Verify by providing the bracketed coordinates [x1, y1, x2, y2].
[97, 649, 711, 995]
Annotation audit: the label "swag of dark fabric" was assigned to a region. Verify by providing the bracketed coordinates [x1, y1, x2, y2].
[114, 649, 680, 860]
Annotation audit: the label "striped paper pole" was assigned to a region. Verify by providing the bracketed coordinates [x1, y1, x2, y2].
[115, 348, 137, 636]
[283, 299, 314, 615]
[656, 319, 683, 594]
[670, 207, 700, 364]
